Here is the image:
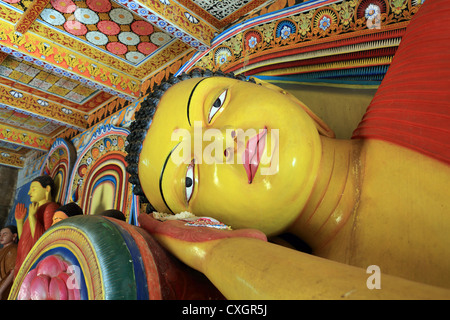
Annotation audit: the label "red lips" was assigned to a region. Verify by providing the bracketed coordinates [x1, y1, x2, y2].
[242, 128, 267, 184]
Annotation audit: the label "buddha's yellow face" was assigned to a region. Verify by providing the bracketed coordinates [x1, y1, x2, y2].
[28, 181, 48, 204]
[138, 77, 323, 235]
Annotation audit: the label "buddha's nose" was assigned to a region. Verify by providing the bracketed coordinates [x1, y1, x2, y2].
[223, 129, 244, 161]
[196, 126, 240, 164]
[222, 128, 244, 163]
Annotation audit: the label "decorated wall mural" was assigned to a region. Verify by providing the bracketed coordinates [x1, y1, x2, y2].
[179, 0, 422, 82]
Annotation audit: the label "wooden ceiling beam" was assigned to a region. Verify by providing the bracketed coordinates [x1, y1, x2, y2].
[0, 84, 87, 131]
[0, 52, 7, 65]
[14, 0, 51, 35]
[0, 123, 52, 152]
[0, 149, 24, 168]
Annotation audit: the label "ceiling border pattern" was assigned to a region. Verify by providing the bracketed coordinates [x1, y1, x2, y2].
[177, 0, 341, 73]
[27, 20, 191, 80]
[0, 102, 83, 134]
[68, 47, 195, 136]
[120, 0, 215, 50]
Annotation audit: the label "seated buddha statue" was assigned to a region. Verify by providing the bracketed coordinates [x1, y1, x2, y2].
[126, 0, 450, 299]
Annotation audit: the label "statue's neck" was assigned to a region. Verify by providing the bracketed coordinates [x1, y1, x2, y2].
[38, 199, 50, 207]
[288, 136, 364, 252]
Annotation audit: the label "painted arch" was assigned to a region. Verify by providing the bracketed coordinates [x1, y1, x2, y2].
[66, 124, 138, 223]
[40, 138, 77, 205]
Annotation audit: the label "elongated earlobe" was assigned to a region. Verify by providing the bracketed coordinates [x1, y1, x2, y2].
[45, 186, 52, 201]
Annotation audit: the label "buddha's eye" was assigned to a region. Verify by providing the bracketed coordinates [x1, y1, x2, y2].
[185, 160, 195, 204]
[208, 89, 227, 123]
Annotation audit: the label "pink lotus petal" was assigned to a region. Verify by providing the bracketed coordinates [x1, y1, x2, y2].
[57, 272, 81, 300]
[49, 277, 68, 300]
[18, 269, 37, 300]
[30, 275, 50, 300]
[36, 255, 67, 278]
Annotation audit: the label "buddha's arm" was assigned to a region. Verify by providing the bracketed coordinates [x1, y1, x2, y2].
[14, 203, 26, 238]
[16, 220, 23, 239]
[204, 238, 450, 299]
[139, 214, 450, 299]
[28, 203, 39, 239]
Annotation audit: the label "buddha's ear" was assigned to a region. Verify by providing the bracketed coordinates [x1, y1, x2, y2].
[252, 78, 335, 138]
[45, 185, 52, 201]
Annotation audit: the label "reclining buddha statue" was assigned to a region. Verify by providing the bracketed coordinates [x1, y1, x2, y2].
[125, 0, 450, 299]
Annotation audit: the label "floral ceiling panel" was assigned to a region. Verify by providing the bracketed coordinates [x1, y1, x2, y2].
[2, 0, 173, 65]
[38, 0, 173, 66]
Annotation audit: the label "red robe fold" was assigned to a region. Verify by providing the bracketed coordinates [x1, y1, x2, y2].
[352, 0, 450, 165]
[14, 202, 60, 277]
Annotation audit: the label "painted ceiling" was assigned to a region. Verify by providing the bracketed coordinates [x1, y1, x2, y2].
[0, 0, 423, 169]
[0, 0, 275, 167]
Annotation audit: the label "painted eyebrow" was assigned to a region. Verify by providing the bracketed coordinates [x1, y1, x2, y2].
[159, 142, 181, 214]
[186, 77, 208, 126]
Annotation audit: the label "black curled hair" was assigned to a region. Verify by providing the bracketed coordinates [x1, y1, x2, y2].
[125, 69, 253, 212]
[96, 209, 126, 221]
[32, 175, 57, 201]
[57, 202, 83, 217]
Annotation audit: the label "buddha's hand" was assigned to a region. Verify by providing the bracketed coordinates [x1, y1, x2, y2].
[138, 213, 267, 273]
[28, 202, 39, 218]
[15, 203, 27, 221]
